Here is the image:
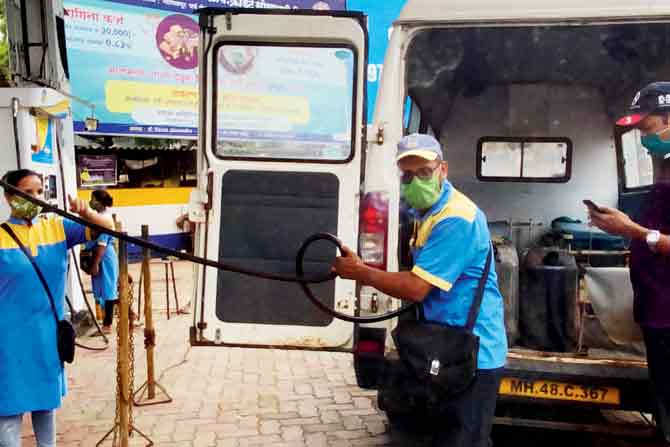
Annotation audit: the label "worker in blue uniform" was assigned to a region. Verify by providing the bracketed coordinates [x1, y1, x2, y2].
[86, 189, 118, 334]
[0, 169, 112, 447]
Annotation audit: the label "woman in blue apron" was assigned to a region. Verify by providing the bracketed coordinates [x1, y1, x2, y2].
[1, 169, 114, 447]
[86, 189, 118, 334]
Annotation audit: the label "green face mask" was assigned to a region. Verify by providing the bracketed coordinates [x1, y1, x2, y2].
[641, 129, 670, 159]
[400, 174, 442, 210]
[9, 195, 43, 221]
[89, 199, 101, 211]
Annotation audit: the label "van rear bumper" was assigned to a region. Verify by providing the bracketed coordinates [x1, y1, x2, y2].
[370, 347, 655, 435]
[501, 348, 651, 412]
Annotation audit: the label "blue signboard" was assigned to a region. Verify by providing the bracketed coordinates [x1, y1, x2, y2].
[66, 0, 345, 137]
[104, 0, 344, 14]
[65, 0, 404, 137]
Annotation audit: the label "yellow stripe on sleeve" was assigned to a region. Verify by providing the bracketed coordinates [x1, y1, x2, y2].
[412, 265, 453, 292]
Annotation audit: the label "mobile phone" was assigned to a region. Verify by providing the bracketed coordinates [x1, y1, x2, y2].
[583, 200, 604, 213]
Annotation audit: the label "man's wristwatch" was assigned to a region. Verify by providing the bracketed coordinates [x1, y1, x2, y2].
[646, 230, 661, 252]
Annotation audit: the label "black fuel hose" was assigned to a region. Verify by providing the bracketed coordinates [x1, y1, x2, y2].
[1, 179, 414, 323]
[69, 252, 111, 351]
[11, 99, 22, 169]
[53, 123, 110, 349]
[296, 233, 415, 323]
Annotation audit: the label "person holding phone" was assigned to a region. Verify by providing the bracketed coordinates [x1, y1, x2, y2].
[588, 82, 670, 444]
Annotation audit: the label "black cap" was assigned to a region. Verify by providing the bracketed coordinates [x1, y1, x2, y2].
[617, 81, 670, 127]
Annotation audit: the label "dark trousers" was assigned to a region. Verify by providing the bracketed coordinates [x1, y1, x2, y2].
[103, 299, 118, 326]
[643, 326, 670, 443]
[432, 368, 502, 447]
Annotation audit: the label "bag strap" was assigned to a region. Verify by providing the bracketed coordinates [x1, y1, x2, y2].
[465, 246, 493, 332]
[1, 223, 60, 326]
[417, 302, 426, 321]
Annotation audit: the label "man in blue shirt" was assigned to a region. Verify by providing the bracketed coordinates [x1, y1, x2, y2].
[333, 133, 507, 446]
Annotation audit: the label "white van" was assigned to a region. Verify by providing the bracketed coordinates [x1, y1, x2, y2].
[191, 0, 667, 433]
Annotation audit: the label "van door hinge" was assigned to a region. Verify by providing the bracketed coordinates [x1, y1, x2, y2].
[370, 293, 379, 313]
[376, 125, 385, 145]
[226, 12, 232, 31]
[205, 171, 214, 210]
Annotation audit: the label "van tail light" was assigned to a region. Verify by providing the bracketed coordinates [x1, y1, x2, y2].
[357, 339, 384, 354]
[359, 191, 389, 270]
[354, 327, 387, 389]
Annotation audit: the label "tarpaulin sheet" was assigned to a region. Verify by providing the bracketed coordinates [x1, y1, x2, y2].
[584, 267, 645, 353]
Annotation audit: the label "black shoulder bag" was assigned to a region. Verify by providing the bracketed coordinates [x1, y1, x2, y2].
[2, 223, 76, 364]
[391, 247, 493, 398]
[79, 247, 94, 274]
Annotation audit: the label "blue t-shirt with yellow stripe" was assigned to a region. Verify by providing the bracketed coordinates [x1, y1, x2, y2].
[0, 215, 89, 416]
[86, 233, 118, 303]
[410, 181, 508, 369]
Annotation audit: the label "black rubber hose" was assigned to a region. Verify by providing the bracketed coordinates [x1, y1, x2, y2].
[295, 233, 415, 324]
[11, 99, 22, 169]
[1, 179, 411, 324]
[70, 252, 110, 350]
[0, 180, 332, 284]
[53, 126, 109, 349]
[64, 291, 109, 351]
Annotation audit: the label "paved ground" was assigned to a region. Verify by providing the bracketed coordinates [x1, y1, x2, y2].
[18, 261, 666, 446]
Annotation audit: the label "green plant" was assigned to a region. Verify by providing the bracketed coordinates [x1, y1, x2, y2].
[0, 1, 9, 82]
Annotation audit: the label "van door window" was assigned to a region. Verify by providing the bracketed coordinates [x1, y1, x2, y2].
[404, 97, 421, 134]
[477, 137, 572, 183]
[479, 140, 522, 178]
[215, 44, 356, 162]
[621, 129, 654, 190]
[403, 96, 436, 136]
[522, 141, 570, 179]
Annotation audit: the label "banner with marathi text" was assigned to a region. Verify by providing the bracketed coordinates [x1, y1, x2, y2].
[65, 0, 346, 138]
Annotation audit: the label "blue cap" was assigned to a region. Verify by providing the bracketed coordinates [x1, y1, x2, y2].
[396, 133, 443, 162]
[617, 82, 670, 127]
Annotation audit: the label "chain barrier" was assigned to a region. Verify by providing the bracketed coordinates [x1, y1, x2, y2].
[111, 284, 122, 446]
[128, 278, 136, 432]
[98, 256, 153, 446]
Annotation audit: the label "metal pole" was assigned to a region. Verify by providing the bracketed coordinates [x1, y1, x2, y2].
[11, 98, 21, 169]
[165, 263, 170, 320]
[142, 225, 156, 400]
[19, 0, 31, 77]
[133, 226, 172, 407]
[117, 225, 130, 447]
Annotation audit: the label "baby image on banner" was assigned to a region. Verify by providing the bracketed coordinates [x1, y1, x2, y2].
[156, 14, 199, 70]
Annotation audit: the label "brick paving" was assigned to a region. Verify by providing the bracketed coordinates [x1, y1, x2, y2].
[17, 261, 662, 446]
[20, 261, 421, 447]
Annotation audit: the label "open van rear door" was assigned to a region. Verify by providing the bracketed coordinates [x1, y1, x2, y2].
[193, 9, 367, 350]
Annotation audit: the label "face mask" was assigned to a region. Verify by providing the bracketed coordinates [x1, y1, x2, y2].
[641, 127, 670, 158]
[9, 195, 42, 221]
[89, 199, 101, 211]
[400, 174, 442, 210]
